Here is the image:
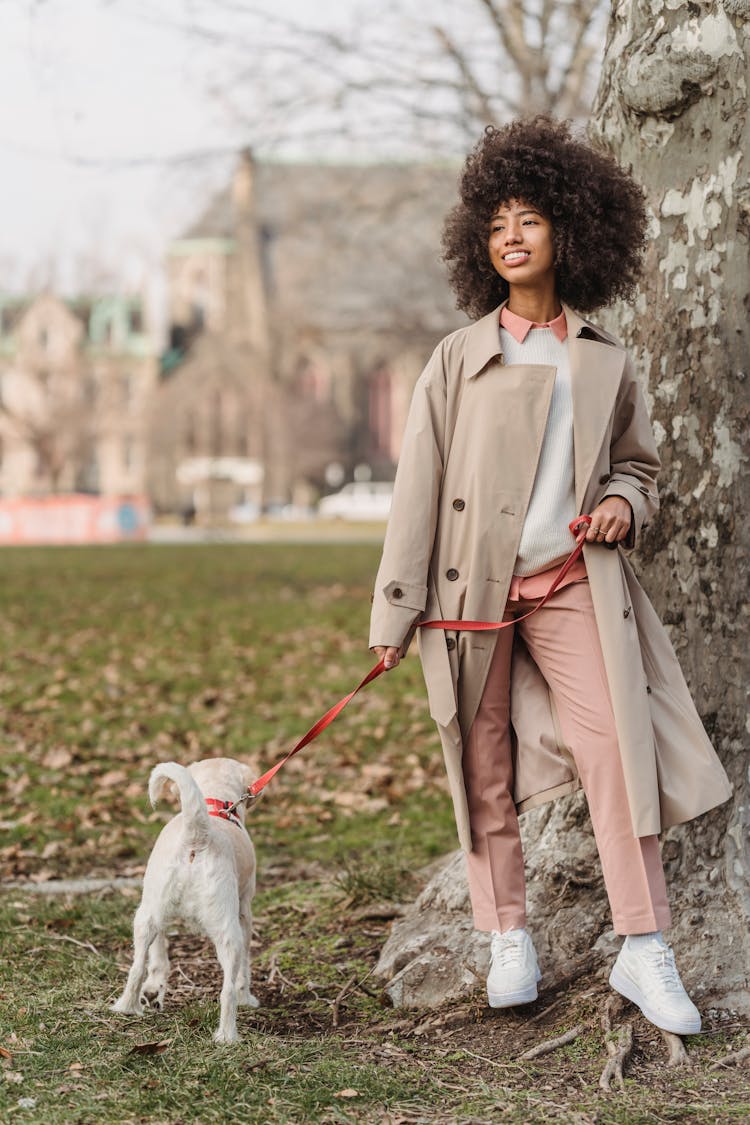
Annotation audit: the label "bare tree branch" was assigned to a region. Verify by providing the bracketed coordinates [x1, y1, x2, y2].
[432, 25, 502, 124]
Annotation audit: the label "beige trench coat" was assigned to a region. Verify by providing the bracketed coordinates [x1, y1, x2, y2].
[369, 302, 732, 852]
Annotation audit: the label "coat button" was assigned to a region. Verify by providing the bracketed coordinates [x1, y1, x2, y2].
[623, 607, 631, 618]
[446, 637, 456, 651]
[452, 498, 465, 511]
[392, 587, 404, 599]
[446, 568, 459, 581]
[646, 684, 652, 694]
[599, 473, 610, 485]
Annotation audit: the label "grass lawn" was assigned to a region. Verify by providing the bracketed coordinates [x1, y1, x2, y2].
[1, 544, 748, 1123]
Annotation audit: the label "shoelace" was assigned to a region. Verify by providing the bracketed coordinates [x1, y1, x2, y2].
[645, 945, 683, 992]
[491, 932, 526, 968]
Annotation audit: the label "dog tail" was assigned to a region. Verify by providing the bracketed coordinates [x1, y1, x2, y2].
[149, 762, 211, 847]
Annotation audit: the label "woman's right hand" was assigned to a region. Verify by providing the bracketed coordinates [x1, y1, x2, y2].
[373, 645, 403, 670]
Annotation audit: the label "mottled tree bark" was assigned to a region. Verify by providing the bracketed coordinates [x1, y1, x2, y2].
[375, 1, 750, 1011]
[588, 0, 750, 1007]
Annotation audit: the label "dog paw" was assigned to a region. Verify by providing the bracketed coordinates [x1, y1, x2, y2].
[238, 992, 260, 1009]
[140, 988, 164, 1011]
[111, 997, 143, 1016]
[213, 1027, 240, 1044]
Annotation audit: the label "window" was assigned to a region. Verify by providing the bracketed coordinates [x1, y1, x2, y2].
[184, 411, 197, 454]
[191, 302, 205, 331]
[298, 359, 330, 403]
[76, 453, 99, 494]
[368, 366, 393, 457]
[123, 436, 135, 471]
[210, 390, 223, 456]
[83, 374, 98, 406]
[191, 270, 207, 330]
[121, 372, 134, 408]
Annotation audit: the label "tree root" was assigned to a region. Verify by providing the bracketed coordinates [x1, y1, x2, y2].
[710, 1045, 750, 1070]
[599, 998, 633, 1091]
[599, 1023, 633, 1091]
[661, 1029, 690, 1067]
[330, 965, 377, 1028]
[519, 1024, 585, 1061]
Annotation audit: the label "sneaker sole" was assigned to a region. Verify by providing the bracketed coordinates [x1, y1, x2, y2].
[609, 964, 701, 1036]
[487, 969, 542, 1009]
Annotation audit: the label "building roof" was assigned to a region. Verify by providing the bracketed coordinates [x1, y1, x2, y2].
[178, 159, 468, 340]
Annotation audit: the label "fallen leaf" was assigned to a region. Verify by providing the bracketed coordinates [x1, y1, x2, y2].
[42, 747, 73, 769]
[127, 1040, 172, 1056]
[97, 769, 129, 788]
[333, 1089, 360, 1099]
[0, 1046, 12, 1060]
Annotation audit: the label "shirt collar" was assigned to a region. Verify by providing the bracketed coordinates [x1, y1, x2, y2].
[463, 302, 596, 380]
[500, 304, 568, 344]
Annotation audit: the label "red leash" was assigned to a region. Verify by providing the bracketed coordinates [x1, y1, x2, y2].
[231, 515, 592, 810]
[420, 514, 592, 633]
[237, 659, 388, 805]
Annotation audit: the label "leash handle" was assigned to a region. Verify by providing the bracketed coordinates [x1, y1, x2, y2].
[239, 514, 592, 804]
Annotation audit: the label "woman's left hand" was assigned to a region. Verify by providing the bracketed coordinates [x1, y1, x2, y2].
[586, 496, 632, 544]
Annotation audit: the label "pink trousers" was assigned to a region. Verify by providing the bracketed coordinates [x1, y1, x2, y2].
[463, 563, 672, 936]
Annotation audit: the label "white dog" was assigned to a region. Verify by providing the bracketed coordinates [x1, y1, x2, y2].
[112, 757, 259, 1043]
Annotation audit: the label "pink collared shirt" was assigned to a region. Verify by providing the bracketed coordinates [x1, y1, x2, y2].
[500, 304, 568, 344]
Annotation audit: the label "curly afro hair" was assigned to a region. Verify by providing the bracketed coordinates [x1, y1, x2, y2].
[442, 116, 648, 319]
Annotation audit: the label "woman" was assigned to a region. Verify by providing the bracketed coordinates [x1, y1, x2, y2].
[369, 117, 731, 1035]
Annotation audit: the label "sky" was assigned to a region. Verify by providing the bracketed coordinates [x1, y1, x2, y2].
[0, 0, 365, 294]
[1, 0, 606, 302]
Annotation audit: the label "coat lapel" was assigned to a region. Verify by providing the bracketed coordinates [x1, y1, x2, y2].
[564, 305, 626, 510]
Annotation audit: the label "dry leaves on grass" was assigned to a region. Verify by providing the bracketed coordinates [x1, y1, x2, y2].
[0, 545, 450, 880]
[127, 1041, 172, 1057]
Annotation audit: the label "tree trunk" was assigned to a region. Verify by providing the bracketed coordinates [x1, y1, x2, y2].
[375, 1, 750, 1011]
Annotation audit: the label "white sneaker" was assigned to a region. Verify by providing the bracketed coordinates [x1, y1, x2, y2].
[487, 928, 541, 1008]
[609, 935, 701, 1035]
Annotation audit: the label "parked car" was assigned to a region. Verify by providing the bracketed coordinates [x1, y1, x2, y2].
[317, 481, 393, 521]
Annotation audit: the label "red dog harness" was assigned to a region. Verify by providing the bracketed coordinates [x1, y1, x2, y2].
[205, 798, 243, 828]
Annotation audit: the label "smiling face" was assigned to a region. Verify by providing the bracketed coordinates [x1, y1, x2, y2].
[487, 199, 556, 291]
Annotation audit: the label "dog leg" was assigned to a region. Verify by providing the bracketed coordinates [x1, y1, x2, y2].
[237, 899, 260, 1008]
[212, 926, 242, 1043]
[141, 933, 170, 1010]
[112, 907, 158, 1016]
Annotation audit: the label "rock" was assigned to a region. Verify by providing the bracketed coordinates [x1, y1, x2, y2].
[375, 794, 613, 1008]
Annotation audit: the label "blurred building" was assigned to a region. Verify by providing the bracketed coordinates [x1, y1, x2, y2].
[151, 150, 465, 518]
[0, 292, 156, 498]
[0, 152, 465, 520]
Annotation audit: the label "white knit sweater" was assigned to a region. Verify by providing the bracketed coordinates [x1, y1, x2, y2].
[500, 326, 576, 575]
